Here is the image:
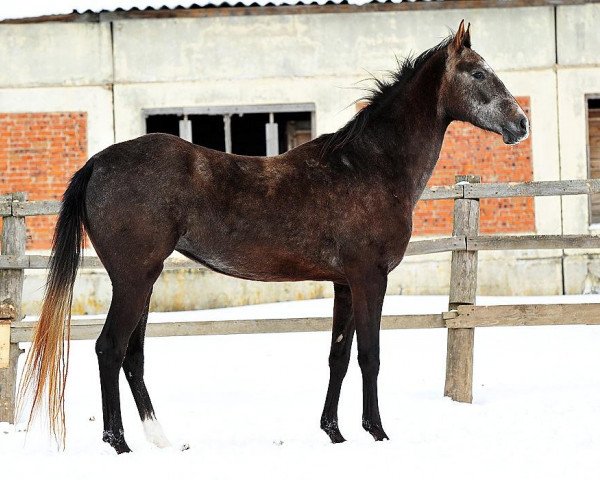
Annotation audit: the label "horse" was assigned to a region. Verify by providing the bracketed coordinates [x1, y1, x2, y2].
[19, 20, 528, 453]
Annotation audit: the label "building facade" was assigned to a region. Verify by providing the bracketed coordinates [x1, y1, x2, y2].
[1, 1, 600, 313]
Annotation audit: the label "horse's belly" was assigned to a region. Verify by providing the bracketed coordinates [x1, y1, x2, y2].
[174, 236, 342, 283]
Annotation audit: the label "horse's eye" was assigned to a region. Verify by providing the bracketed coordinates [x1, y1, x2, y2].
[472, 71, 485, 80]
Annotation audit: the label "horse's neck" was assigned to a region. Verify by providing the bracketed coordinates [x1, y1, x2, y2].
[376, 99, 449, 206]
[402, 119, 448, 205]
[368, 56, 449, 205]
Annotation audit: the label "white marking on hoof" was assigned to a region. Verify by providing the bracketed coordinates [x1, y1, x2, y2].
[143, 418, 171, 448]
[336, 334, 343, 343]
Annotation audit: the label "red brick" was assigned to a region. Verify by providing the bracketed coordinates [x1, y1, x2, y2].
[0, 112, 88, 249]
[360, 97, 534, 236]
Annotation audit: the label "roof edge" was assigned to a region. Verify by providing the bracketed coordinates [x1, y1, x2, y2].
[2, 0, 599, 24]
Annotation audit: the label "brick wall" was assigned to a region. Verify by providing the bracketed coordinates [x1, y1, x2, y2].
[357, 97, 534, 236]
[0, 112, 87, 249]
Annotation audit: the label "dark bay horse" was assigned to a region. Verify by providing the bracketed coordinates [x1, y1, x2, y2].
[20, 21, 528, 453]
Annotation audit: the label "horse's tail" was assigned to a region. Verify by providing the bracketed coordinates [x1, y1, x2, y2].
[18, 160, 93, 447]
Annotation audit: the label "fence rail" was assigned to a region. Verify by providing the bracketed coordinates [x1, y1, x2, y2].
[4, 179, 600, 218]
[3, 177, 600, 422]
[2, 234, 599, 271]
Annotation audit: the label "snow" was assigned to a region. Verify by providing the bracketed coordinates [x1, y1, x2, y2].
[3, 294, 600, 479]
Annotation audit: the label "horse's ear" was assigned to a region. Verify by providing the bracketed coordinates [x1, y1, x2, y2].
[464, 22, 472, 49]
[451, 20, 471, 52]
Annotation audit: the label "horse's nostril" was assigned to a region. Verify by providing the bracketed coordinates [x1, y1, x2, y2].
[519, 117, 528, 132]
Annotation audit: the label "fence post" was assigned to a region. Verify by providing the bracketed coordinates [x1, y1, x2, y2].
[444, 176, 479, 403]
[0, 192, 27, 422]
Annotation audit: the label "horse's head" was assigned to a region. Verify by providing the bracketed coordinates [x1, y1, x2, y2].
[439, 20, 529, 145]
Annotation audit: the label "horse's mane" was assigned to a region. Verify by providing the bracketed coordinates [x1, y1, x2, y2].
[319, 35, 452, 159]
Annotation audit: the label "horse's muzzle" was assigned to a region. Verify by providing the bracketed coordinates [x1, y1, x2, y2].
[502, 115, 529, 145]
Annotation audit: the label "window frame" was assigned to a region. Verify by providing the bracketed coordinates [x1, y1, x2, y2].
[586, 94, 600, 227]
[143, 103, 317, 154]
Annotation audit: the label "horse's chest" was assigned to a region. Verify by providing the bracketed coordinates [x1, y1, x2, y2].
[376, 210, 413, 269]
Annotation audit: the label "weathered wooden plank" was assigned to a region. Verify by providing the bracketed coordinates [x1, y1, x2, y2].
[382, 314, 444, 330]
[163, 258, 207, 271]
[0, 194, 26, 318]
[10, 313, 444, 342]
[468, 234, 600, 251]
[147, 318, 334, 338]
[0, 193, 26, 422]
[10, 188, 462, 219]
[464, 179, 600, 199]
[0, 255, 29, 269]
[10, 187, 460, 218]
[449, 178, 480, 307]
[0, 321, 9, 369]
[448, 303, 600, 328]
[0, 237, 466, 271]
[445, 328, 474, 400]
[12, 180, 600, 218]
[0, 255, 208, 271]
[404, 236, 465, 256]
[445, 175, 479, 404]
[12, 200, 61, 217]
[420, 185, 463, 201]
[0, 200, 11, 217]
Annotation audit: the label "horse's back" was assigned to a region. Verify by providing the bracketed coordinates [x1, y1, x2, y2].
[80, 132, 388, 283]
[81, 133, 320, 278]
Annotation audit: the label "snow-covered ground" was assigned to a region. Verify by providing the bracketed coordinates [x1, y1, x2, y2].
[3, 295, 600, 479]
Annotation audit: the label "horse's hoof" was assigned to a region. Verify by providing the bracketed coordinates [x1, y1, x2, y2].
[103, 430, 132, 454]
[321, 419, 347, 443]
[328, 429, 347, 444]
[362, 420, 389, 442]
[114, 443, 132, 454]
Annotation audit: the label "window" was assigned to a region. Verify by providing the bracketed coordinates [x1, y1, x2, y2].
[588, 97, 600, 225]
[144, 104, 315, 156]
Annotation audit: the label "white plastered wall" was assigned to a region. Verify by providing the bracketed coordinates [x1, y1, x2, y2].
[0, 22, 112, 88]
[111, 6, 556, 139]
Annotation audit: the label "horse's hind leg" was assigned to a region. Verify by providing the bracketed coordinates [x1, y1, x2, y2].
[122, 289, 171, 448]
[321, 283, 355, 443]
[96, 278, 156, 454]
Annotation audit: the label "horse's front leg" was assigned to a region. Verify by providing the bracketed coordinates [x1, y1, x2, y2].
[349, 268, 389, 441]
[321, 283, 355, 443]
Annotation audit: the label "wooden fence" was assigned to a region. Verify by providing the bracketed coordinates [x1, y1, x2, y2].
[2, 176, 600, 422]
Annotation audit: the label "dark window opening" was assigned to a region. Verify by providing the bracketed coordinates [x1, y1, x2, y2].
[145, 114, 179, 137]
[231, 113, 268, 156]
[145, 110, 312, 156]
[190, 114, 225, 151]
